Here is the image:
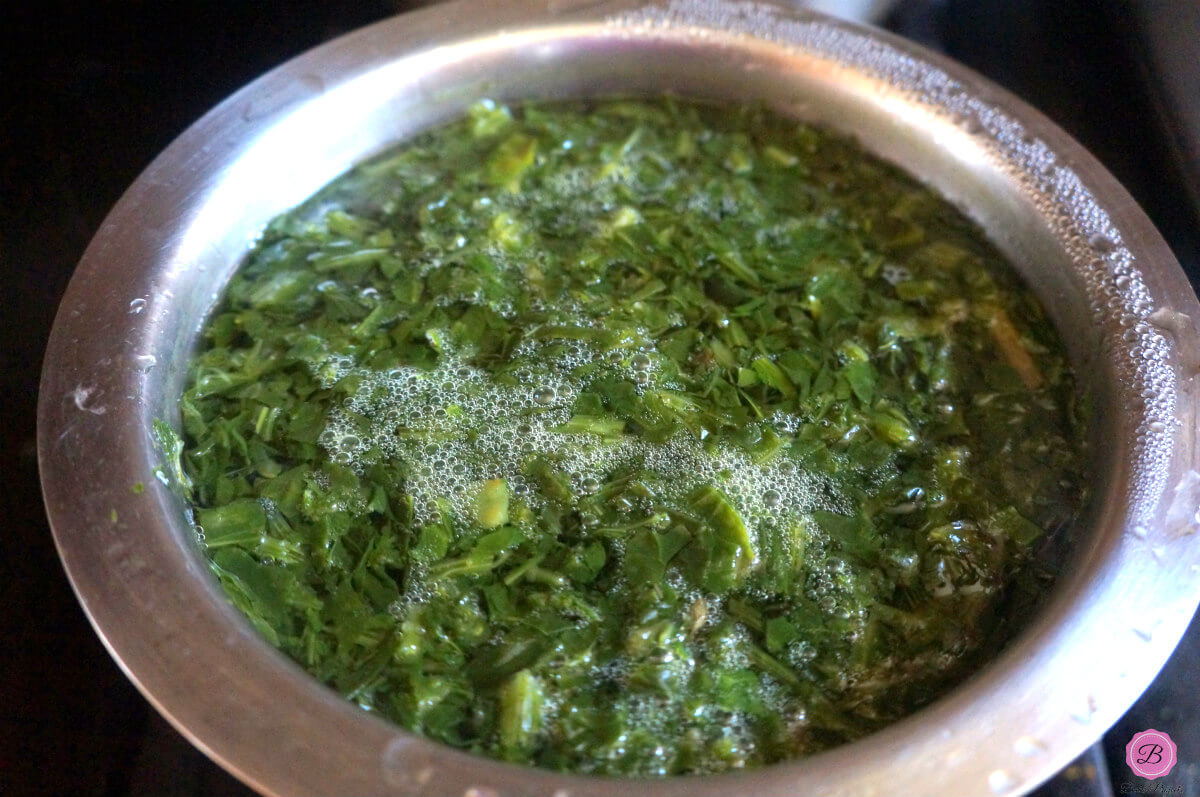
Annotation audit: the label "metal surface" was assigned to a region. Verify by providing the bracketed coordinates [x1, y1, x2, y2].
[37, 1, 1200, 795]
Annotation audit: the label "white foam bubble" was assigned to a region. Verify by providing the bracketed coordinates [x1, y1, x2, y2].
[317, 322, 842, 532]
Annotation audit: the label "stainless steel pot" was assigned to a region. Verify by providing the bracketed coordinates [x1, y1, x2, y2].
[38, 1, 1200, 795]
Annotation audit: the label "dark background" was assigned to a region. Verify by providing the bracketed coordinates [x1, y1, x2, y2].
[3, 1, 1199, 795]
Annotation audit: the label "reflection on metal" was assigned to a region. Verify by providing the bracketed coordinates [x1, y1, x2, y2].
[792, 0, 899, 23]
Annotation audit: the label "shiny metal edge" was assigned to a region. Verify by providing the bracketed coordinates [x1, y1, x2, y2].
[37, 1, 1200, 796]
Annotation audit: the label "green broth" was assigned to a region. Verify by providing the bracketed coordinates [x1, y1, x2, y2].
[180, 99, 1088, 775]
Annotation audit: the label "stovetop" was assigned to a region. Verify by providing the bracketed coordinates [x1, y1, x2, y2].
[3, 2, 1197, 795]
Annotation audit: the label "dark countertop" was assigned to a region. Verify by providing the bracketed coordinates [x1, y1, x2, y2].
[2, 1, 1197, 795]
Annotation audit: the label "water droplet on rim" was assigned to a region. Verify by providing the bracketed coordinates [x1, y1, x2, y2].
[1013, 736, 1045, 757]
[1070, 694, 1097, 724]
[1131, 622, 1156, 642]
[1088, 233, 1116, 254]
[988, 769, 1017, 794]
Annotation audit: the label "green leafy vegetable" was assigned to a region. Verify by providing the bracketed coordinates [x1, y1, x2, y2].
[179, 98, 1089, 776]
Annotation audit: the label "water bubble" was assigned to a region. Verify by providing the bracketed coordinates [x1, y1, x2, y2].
[762, 489, 781, 509]
[631, 353, 651, 370]
[881, 263, 910, 285]
[534, 386, 557, 405]
[128, 297, 147, 314]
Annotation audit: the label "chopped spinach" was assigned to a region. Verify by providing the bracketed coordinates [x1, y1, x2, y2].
[180, 98, 1088, 775]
